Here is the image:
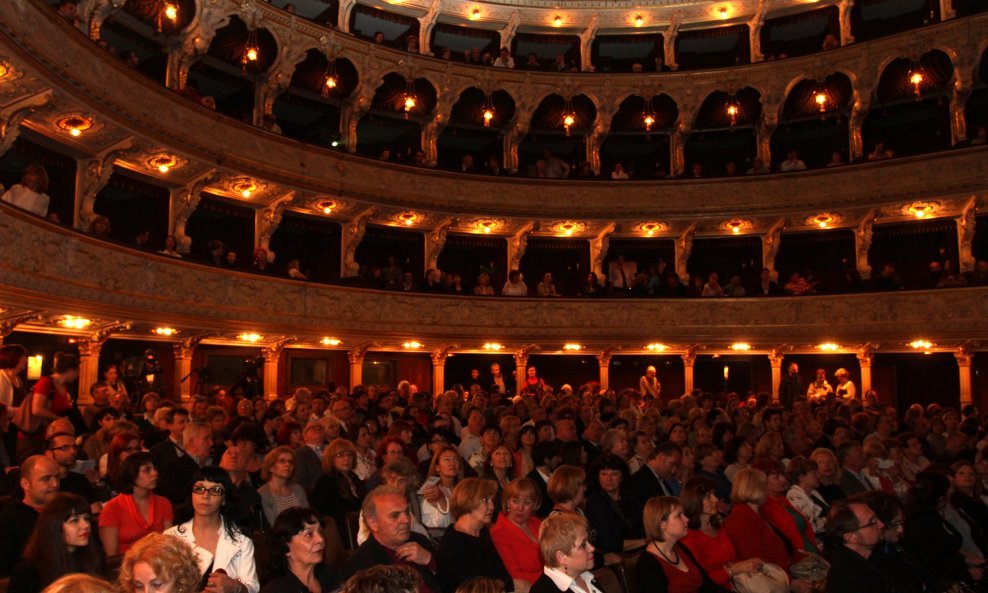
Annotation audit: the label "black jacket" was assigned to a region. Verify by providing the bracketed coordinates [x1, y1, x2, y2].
[824, 546, 896, 593]
[342, 532, 443, 592]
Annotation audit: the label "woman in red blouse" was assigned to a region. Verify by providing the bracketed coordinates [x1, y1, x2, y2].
[680, 477, 765, 590]
[16, 352, 77, 462]
[491, 478, 544, 588]
[753, 459, 820, 560]
[98, 452, 173, 555]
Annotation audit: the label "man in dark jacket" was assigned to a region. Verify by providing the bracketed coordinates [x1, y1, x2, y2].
[825, 501, 895, 593]
[778, 362, 802, 409]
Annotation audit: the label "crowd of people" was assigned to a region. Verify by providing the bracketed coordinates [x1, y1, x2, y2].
[0, 342, 986, 593]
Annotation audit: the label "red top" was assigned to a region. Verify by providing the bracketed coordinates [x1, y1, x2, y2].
[31, 376, 72, 414]
[723, 503, 790, 570]
[760, 496, 817, 556]
[490, 514, 544, 585]
[682, 528, 737, 589]
[99, 493, 174, 553]
[658, 547, 705, 593]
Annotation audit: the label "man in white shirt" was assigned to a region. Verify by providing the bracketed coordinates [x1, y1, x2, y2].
[457, 407, 486, 461]
[608, 256, 634, 290]
[780, 150, 807, 172]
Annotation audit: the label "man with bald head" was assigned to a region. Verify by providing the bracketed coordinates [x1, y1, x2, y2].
[0, 455, 60, 575]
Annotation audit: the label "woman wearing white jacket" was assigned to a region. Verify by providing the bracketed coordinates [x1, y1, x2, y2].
[785, 456, 830, 538]
[165, 466, 260, 593]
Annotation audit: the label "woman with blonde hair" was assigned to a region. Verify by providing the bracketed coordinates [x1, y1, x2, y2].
[314, 438, 367, 532]
[547, 465, 587, 516]
[491, 478, 544, 588]
[41, 574, 116, 593]
[809, 447, 847, 504]
[530, 513, 599, 593]
[258, 445, 309, 526]
[118, 533, 201, 593]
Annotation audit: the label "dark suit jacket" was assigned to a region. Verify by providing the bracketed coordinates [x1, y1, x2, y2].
[149, 437, 182, 468]
[630, 465, 671, 506]
[778, 374, 803, 408]
[839, 469, 872, 497]
[341, 532, 443, 592]
[824, 546, 895, 593]
[156, 453, 201, 505]
[526, 468, 552, 518]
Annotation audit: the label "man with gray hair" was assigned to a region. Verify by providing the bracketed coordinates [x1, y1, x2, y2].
[157, 420, 213, 504]
[341, 486, 442, 592]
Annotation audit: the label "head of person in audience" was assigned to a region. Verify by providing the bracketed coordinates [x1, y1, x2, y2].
[344, 565, 422, 593]
[827, 500, 884, 557]
[179, 466, 241, 530]
[23, 492, 103, 585]
[539, 513, 596, 576]
[547, 465, 587, 510]
[502, 477, 541, 526]
[451, 477, 498, 528]
[267, 506, 327, 579]
[21, 455, 61, 509]
[363, 486, 415, 548]
[116, 451, 158, 494]
[118, 533, 200, 593]
[19, 163, 50, 193]
[644, 495, 690, 548]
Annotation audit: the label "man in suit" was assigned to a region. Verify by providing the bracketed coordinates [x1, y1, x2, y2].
[837, 441, 873, 496]
[527, 441, 562, 517]
[778, 362, 802, 409]
[157, 421, 213, 504]
[149, 407, 190, 468]
[341, 486, 442, 592]
[823, 501, 894, 593]
[630, 442, 682, 505]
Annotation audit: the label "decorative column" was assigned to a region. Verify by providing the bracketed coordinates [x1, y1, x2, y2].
[579, 15, 599, 72]
[590, 224, 615, 280]
[957, 197, 977, 273]
[261, 338, 294, 398]
[674, 223, 696, 281]
[348, 344, 371, 389]
[949, 58, 974, 145]
[748, 3, 767, 63]
[341, 208, 372, 278]
[854, 210, 876, 280]
[340, 84, 376, 153]
[856, 344, 874, 395]
[431, 345, 455, 394]
[513, 345, 538, 390]
[498, 10, 521, 52]
[425, 219, 452, 274]
[423, 90, 456, 166]
[77, 322, 131, 406]
[507, 222, 534, 271]
[172, 338, 199, 403]
[504, 104, 532, 174]
[756, 101, 780, 166]
[848, 94, 871, 161]
[0, 90, 53, 160]
[761, 218, 784, 280]
[769, 349, 784, 403]
[77, 0, 120, 40]
[681, 347, 697, 395]
[256, 192, 294, 260]
[338, 0, 358, 31]
[663, 15, 680, 70]
[418, 0, 441, 55]
[955, 347, 973, 406]
[838, 0, 855, 45]
[74, 138, 134, 230]
[254, 44, 310, 127]
[169, 171, 215, 255]
[597, 351, 612, 392]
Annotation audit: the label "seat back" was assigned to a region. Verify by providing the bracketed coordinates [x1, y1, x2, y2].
[593, 566, 625, 593]
[323, 515, 349, 569]
[343, 510, 362, 550]
[621, 552, 641, 593]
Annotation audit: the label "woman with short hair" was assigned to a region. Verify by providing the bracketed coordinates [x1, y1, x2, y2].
[636, 496, 731, 593]
[314, 438, 366, 535]
[99, 452, 174, 555]
[529, 513, 599, 593]
[437, 478, 514, 592]
[260, 507, 340, 593]
[547, 465, 586, 516]
[584, 453, 644, 563]
[1, 163, 50, 217]
[785, 456, 829, 536]
[491, 478, 544, 588]
[258, 445, 309, 527]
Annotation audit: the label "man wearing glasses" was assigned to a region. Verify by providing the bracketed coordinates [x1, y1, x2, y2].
[46, 431, 100, 513]
[824, 501, 894, 593]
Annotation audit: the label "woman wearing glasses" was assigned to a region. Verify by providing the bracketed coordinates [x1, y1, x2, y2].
[314, 438, 367, 534]
[437, 478, 514, 592]
[165, 466, 259, 593]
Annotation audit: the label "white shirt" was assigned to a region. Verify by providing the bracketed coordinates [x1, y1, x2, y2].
[2, 184, 50, 217]
[165, 519, 260, 593]
[543, 566, 605, 593]
[493, 57, 515, 68]
[835, 380, 856, 399]
[780, 159, 807, 172]
[502, 281, 528, 296]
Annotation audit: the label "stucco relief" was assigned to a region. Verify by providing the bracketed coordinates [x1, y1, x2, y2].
[2, 206, 987, 344]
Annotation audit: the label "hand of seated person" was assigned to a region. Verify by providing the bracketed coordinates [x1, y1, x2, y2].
[396, 541, 432, 566]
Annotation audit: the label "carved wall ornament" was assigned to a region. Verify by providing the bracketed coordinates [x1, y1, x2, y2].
[0, 89, 52, 159]
[548, 220, 587, 236]
[805, 212, 843, 229]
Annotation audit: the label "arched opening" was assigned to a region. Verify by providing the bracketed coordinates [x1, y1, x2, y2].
[599, 94, 678, 179]
[437, 87, 516, 172]
[591, 33, 664, 73]
[191, 16, 278, 122]
[356, 74, 438, 160]
[760, 5, 839, 59]
[685, 87, 761, 177]
[519, 94, 597, 177]
[272, 50, 358, 148]
[863, 50, 953, 158]
[963, 47, 988, 145]
[99, 0, 196, 82]
[771, 73, 853, 169]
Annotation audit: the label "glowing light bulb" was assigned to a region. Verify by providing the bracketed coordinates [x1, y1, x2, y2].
[644, 114, 655, 131]
[553, 14, 563, 26]
[246, 47, 259, 62]
[164, 3, 178, 20]
[563, 114, 575, 127]
[158, 164, 171, 173]
[325, 76, 337, 89]
[483, 109, 494, 126]
[483, 226, 491, 234]
[818, 221, 828, 228]
[909, 72, 923, 86]
[321, 337, 342, 346]
[471, 7, 481, 19]
[634, 13, 643, 26]
[241, 189, 252, 198]
[718, 5, 729, 18]
[726, 104, 738, 117]
[70, 127, 82, 137]
[323, 206, 333, 214]
[403, 95, 417, 112]
[731, 226, 740, 234]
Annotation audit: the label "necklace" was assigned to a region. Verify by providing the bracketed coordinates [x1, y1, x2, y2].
[652, 542, 679, 565]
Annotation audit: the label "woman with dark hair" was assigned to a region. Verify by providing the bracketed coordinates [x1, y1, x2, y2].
[421, 444, 464, 538]
[16, 352, 78, 462]
[165, 466, 259, 593]
[367, 435, 411, 489]
[584, 453, 644, 564]
[904, 471, 983, 585]
[230, 422, 267, 481]
[1, 163, 50, 217]
[722, 436, 753, 482]
[9, 493, 105, 593]
[680, 476, 764, 590]
[98, 452, 173, 555]
[260, 507, 340, 593]
[514, 425, 537, 478]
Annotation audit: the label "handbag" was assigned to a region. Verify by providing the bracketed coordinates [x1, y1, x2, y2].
[12, 383, 52, 435]
[731, 562, 790, 593]
[789, 553, 831, 583]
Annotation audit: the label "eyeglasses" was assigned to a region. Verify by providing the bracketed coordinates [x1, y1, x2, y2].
[50, 444, 78, 452]
[192, 485, 226, 497]
[854, 516, 880, 530]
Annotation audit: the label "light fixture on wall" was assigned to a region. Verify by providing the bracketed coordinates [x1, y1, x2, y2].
[482, 342, 503, 351]
[634, 13, 644, 26]
[157, 1, 178, 33]
[321, 337, 342, 346]
[470, 7, 481, 20]
[725, 99, 740, 128]
[817, 342, 840, 351]
[482, 92, 495, 127]
[907, 202, 934, 218]
[553, 14, 563, 27]
[730, 342, 751, 351]
[238, 333, 263, 342]
[717, 5, 730, 19]
[562, 98, 576, 136]
[152, 327, 178, 336]
[322, 58, 338, 96]
[639, 221, 666, 237]
[231, 178, 258, 198]
[909, 339, 934, 352]
[645, 343, 668, 352]
[808, 212, 838, 229]
[401, 79, 417, 118]
[317, 199, 338, 215]
[813, 91, 828, 113]
[58, 316, 92, 329]
[402, 341, 423, 349]
[909, 70, 924, 98]
[147, 153, 178, 174]
[563, 343, 582, 351]
[642, 97, 656, 136]
[242, 25, 260, 73]
[397, 211, 419, 226]
[56, 114, 93, 137]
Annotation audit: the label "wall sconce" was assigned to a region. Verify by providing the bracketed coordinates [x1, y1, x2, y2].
[471, 7, 481, 20]
[909, 70, 924, 98]
[317, 199, 338, 215]
[147, 154, 178, 174]
[730, 342, 751, 351]
[482, 92, 495, 127]
[58, 316, 92, 329]
[482, 342, 503, 351]
[817, 342, 840, 351]
[908, 202, 934, 218]
[813, 91, 828, 113]
[231, 178, 258, 198]
[553, 14, 563, 26]
[27, 355, 43, 381]
[645, 343, 668, 352]
[563, 343, 582, 351]
[402, 341, 423, 349]
[397, 212, 419, 226]
[726, 101, 739, 127]
[152, 327, 178, 336]
[717, 5, 730, 19]
[634, 13, 644, 26]
[238, 333, 263, 342]
[321, 337, 342, 346]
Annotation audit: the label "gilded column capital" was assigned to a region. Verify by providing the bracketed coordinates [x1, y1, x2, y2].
[954, 345, 973, 367]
